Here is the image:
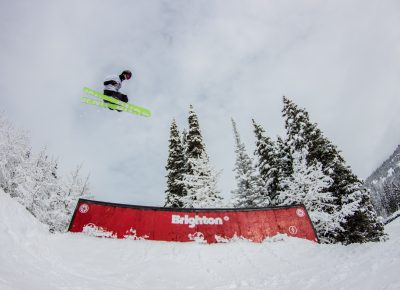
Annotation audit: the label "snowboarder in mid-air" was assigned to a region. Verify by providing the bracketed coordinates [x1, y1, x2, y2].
[103, 70, 132, 111]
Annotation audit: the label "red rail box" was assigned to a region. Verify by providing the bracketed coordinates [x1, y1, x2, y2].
[69, 199, 318, 243]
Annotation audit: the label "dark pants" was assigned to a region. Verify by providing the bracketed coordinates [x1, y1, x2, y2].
[104, 90, 128, 102]
[104, 90, 128, 111]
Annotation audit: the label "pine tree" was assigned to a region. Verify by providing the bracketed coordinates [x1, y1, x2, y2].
[275, 136, 293, 185]
[252, 119, 279, 205]
[180, 105, 223, 208]
[277, 149, 339, 243]
[164, 119, 186, 208]
[181, 151, 223, 208]
[282, 96, 385, 244]
[186, 105, 205, 161]
[181, 128, 189, 175]
[181, 128, 188, 164]
[231, 118, 261, 207]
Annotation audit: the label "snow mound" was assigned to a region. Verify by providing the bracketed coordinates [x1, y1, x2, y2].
[1, 189, 400, 290]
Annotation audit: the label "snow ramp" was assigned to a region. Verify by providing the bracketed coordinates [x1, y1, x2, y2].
[69, 199, 318, 243]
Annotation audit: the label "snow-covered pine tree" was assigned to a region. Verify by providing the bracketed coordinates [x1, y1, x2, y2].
[231, 118, 261, 207]
[275, 136, 293, 184]
[277, 149, 339, 243]
[186, 105, 205, 161]
[252, 119, 280, 205]
[164, 119, 186, 208]
[181, 151, 223, 208]
[180, 105, 223, 208]
[181, 129, 188, 155]
[181, 128, 188, 174]
[282, 96, 385, 244]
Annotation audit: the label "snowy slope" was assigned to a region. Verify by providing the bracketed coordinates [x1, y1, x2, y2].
[0, 189, 399, 290]
[366, 145, 400, 187]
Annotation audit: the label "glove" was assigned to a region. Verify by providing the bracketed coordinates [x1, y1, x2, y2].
[121, 94, 128, 103]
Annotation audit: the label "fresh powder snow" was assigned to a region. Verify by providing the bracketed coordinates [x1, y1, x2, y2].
[0, 189, 399, 290]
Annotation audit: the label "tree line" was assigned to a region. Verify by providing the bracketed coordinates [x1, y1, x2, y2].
[0, 113, 91, 232]
[382, 182, 400, 217]
[164, 97, 385, 244]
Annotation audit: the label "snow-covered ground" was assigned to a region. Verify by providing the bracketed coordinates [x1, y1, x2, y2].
[1, 190, 399, 290]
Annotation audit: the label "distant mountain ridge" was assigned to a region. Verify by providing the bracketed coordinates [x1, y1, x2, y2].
[365, 145, 400, 217]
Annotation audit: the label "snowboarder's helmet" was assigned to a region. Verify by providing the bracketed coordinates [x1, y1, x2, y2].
[122, 70, 132, 80]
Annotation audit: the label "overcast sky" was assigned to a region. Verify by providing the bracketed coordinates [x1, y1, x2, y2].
[1, 0, 399, 206]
